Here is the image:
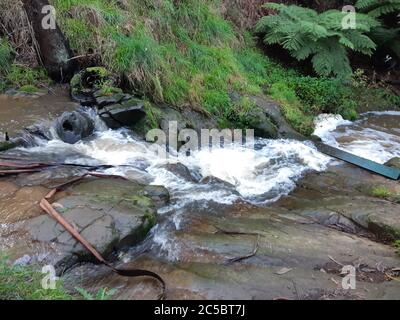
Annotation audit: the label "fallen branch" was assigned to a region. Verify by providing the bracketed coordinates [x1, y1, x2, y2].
[214, 226, 261, 237]
[225, 235, 260, 265]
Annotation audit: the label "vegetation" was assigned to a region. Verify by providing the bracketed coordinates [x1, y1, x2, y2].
[0, 255, 72, 300]
[356, 0, 400, 18]
[356, 0, 400, 60]
[75, 287, 117, 300]
[255, 3, 379, 79]
[0, 254, 118, 300]
[370, 185, 392, 198]
[0, 1, 398, 135]
[395, 240, 400, 256]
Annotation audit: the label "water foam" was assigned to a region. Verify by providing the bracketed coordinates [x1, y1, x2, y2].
[313, 112, 400, 164]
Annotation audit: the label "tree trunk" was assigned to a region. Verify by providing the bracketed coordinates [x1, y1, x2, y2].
[22, 0, 77, 82]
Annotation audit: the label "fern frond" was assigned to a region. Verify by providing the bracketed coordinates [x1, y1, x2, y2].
[356, 0, 400, 17]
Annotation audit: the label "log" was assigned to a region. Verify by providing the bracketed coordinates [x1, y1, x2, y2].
[22, 0, 77, 82]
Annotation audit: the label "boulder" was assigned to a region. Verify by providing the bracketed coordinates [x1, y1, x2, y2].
[70, 67, 114, 106]
[0, 177, 167, 272]
[246, 107, 278, 139]
[385, 157, 400, 169]
[55, 110, 95, 144]
[98, 99, 146, 129]
[0, 141, 15, 152]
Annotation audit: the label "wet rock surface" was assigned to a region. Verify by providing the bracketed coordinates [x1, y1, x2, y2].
[63, 162, 400, 300]
[98, 100, 146, 129]
[0, 173, 164, 272]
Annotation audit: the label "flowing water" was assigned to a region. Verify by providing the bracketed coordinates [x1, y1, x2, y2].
[3, 107, 400, 264]
[0, 88, 77, 139]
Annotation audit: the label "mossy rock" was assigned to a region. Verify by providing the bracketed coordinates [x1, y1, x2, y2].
[0, 141, 15, 152]
[70, 67, 115, 106]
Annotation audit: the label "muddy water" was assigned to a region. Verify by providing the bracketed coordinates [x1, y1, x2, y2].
[1, 95, 400, 299]
[0, 87, 78, 139]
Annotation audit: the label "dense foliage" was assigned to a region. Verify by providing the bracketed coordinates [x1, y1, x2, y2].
[356, 0, 400, 18]
[356, 0, 400, 60]
[255, 3, 380, 79]
[0, 0, 398, 135]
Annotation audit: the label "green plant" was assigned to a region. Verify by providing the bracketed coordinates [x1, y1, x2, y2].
[356, 0, 400, 59]
[5, 65, 50, 88]
[255, 3, 380, 79]
[0, 38, 12, 75]
[0, 255, 73, 300]
[395, 240, 400, 255]
[75, 287, 117, 300]
[370, 185, 392, 198]
[18, 85, 40, 94]
[356, 0, 400, 18]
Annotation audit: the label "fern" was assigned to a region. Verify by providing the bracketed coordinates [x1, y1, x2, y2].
[356, 0, 400, 59]
[356, 0, 400, 18]
[256, 3, 380, 79]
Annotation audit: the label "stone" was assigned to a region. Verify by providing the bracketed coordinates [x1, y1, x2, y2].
[95, 92, 126, 108]
[246, 107, 278, 139]
[98, 100, 146, 129]
[385, 157, 400, 169]
[0, 177, 167, 271]
[0, 140, 15, 152]
[70, 67, 113, 105]
[162, 163, 200, 182]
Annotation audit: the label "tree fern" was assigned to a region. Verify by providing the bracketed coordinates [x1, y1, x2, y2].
[356, 0, 400, 59]
[356, 0, 400, 18]
[255, 3, 380, 79]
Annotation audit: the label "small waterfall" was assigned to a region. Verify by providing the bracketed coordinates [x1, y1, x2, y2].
[313, 112, 400, 164]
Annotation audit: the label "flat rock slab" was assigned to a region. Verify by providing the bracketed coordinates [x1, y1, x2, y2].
[63, 163, 400, 300]
[0, 176, 168, 271]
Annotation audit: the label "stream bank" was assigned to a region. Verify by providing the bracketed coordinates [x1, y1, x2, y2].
[0, 89, 399, 299]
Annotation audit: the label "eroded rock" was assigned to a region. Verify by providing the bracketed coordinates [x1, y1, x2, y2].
[0, 177, 167, 272]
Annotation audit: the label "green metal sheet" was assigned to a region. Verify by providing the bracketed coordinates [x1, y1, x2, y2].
[315, 142, 400, 180]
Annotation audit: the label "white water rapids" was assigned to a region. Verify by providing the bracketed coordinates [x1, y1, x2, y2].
[14, 110, 400, 206]
[9, 109, 400, 261]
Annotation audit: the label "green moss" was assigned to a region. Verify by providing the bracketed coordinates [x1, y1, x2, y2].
[0, 141, 15, 152]
[395, 240, 400, 256]
[269, 82, 314, 135]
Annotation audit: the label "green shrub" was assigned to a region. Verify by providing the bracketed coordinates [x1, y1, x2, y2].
[18, 85, 40, 94]
[255, 3, 379, 79]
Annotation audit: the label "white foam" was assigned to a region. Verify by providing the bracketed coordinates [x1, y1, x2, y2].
[313, 114, 352, 146]
[313, 113, 400, 164]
